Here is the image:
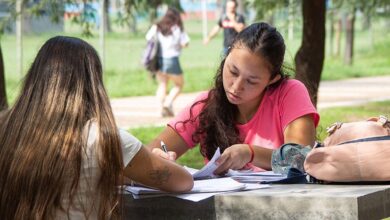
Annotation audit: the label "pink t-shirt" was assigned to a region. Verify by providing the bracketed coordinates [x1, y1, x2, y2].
[168, 79, 319, 163]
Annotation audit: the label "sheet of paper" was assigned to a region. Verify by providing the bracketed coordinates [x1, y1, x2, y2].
[231, 175, 287, 183]
[174, 192, 219, 202]
[128, 183, 271, 202]
[227, 170, 284, 176]
[191, 177, 245, 193]
[125, 177, 246, 195]
[191, 147, 221, 179]
[226, 170, 287, 183]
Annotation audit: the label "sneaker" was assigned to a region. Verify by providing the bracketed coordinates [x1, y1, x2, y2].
[162, 106, 174, 117]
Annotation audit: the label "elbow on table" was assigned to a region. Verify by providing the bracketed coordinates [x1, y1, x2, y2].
[173, 171, 194, 193]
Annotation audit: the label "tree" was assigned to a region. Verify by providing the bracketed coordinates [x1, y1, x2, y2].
[120, 0, 183, 34]
[0, 0, 96, 110]
[104, 0, 112, 33]
[0, 42, 7, 111]
[344, 6, 355, 65]
[251, 0, 290, 25]
[294, 0, 326, 106]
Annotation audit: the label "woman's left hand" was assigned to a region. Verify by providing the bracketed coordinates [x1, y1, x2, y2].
[213, 144, 251, 175]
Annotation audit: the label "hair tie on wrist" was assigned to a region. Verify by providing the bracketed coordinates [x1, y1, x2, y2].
[248, 144, 254, 163]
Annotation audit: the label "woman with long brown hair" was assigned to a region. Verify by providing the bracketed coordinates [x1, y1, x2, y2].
[0, 36, 193, 219]
[146, 7, 190, 117]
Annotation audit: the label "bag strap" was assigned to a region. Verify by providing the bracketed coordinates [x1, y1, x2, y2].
[338, 135, 390, 145]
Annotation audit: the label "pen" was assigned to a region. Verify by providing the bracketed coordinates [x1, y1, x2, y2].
[160, 141, 168, 153]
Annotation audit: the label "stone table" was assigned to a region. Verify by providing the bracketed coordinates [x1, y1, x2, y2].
[122, 184, 390, 220]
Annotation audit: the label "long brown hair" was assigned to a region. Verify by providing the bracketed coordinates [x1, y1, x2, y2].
[0, 36, 122, 219]
[156, 7, 184, 36]
[181, 22, 290, 160]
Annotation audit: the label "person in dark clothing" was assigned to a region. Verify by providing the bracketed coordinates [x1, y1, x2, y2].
[203, 0, 245, 55]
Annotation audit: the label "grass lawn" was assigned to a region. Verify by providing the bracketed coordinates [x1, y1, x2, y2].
[1, 19, 390, 104]
[130, 100, 390, 169]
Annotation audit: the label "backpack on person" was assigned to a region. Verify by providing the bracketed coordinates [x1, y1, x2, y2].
[304, 115, 390, 183]
[141, 32, 160, 79]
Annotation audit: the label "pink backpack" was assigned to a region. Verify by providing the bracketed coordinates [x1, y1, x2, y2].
[304, 115, 390, 182]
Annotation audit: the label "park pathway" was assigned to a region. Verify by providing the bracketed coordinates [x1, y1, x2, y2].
[110, 75, 390, 129]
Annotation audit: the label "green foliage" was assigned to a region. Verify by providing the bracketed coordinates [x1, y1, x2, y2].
[317, 101, 390, 141]
[117, 0, 183, 31]
[248, 0, 299, 21]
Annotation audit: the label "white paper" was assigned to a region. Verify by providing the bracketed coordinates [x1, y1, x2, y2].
[126, 183, 271, 202]
[227, 170, 284, 177]
[125, 177, 245, 195]
[174, 192, 219, 202]
[191, 177, 246, 193]
[192, 148, 221, 179]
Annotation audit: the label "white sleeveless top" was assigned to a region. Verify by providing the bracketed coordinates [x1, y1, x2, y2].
[56, 122, 142, 219]
[146, 24, 190, 58]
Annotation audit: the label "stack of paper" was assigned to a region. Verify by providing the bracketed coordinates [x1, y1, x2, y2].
[127, 177, 245, 195]
[125, 147, 284, 202]
[226, 170, 287, 183]
[183, 147, 287, 183]
[125, 177, 270, 202]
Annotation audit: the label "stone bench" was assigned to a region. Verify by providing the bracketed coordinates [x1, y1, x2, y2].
[122, 184, 390, 220]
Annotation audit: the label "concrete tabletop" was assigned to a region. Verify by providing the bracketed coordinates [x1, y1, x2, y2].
[122, 183, 390, 220]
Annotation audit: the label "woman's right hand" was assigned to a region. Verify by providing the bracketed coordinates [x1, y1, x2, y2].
[151, 148, 177, 161]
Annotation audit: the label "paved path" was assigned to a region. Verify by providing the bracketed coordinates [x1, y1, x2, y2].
[111, 76, 390, 129]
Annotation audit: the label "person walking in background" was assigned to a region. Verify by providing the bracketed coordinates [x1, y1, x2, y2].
[203, 0, 245, 56]
[148, 22, 319, 174]
[146, 8, 190, 118]
[0, 36, 193, 220]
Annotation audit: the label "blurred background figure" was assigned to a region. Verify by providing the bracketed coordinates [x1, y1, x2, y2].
[146, 7, 190, 118]
[203, 0, 245, 56]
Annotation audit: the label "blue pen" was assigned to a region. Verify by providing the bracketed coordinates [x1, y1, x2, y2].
[160, 141, 168, 153]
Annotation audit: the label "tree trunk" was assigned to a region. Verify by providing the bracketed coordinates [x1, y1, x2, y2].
[237, 0, 245, 15]
[344, 7, 356, 66]
[0, 43, 8, 111]
[328, 10, 334, 56]
[128, 13, 137, 34]
[288, 0, 294, 41]
[104, 0, 112, 33]
[334, 17, 342, 57]
[294, 0, 326, 107]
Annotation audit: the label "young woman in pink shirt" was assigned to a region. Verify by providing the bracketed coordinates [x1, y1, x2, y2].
[148, 22, 320, 174]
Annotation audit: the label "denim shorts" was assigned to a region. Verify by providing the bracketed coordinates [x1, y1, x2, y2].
[158, 56, 183, 75]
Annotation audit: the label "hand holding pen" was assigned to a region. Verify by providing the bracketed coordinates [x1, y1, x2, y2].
[150, 140, 177, 161]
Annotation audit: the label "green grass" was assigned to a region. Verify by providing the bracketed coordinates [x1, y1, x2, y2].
[130, 100, 390, 168]
[1, 19, 390, 104]
[129, 125, 205, 169]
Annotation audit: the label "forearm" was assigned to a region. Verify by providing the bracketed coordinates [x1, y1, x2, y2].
[207, 26, 220, 40]
[250, 145, 273, 170]
[147, 126, 189, 158]
[124, 146, 193, 193]
[233, 22, 245, 32]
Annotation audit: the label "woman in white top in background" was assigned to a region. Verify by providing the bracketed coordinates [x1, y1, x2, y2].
[146, 7, 190, 117]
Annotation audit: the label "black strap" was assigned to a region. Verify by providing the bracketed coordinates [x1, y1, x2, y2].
[338, 135, 390, 145]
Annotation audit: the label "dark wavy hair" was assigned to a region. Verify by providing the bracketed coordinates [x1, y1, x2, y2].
[180, 22, 290, 160]
[157, 7, 184, 36]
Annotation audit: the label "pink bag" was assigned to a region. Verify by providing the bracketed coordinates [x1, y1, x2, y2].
[304, 115, 390, 182]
